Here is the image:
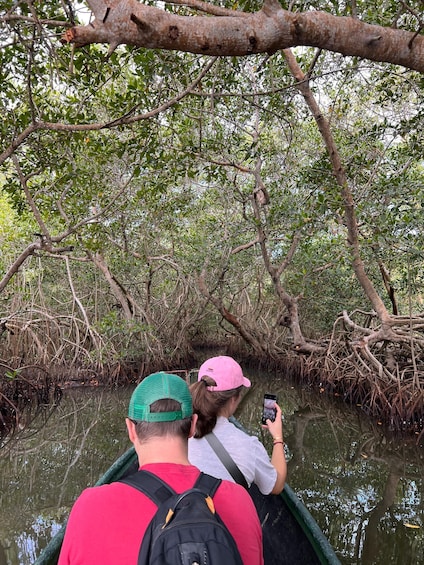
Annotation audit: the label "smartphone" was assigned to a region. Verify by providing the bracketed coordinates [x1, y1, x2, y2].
[261, 393, 277, 424]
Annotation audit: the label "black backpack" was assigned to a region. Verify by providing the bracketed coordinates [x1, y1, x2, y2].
[120, 470, 244, 565]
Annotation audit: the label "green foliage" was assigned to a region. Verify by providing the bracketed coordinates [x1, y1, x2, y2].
[1, 1, 424, 367]
[5, 368, 21, 380]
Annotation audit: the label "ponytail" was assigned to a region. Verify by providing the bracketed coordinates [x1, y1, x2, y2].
[190, 377, 242, 438]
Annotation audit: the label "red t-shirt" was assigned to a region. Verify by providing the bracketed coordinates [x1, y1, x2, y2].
[58, 462, 263, 565]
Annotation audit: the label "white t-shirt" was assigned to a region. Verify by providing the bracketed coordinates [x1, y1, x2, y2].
[188, 416, 277, 495]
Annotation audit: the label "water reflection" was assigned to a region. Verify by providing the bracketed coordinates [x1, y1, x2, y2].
[238, 376, 423, 565]
[0, 388, 131, 565]
[0, 375, 423, 565]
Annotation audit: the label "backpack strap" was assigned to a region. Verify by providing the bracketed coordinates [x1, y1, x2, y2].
[205, 432, 249, 490]
[193, 472, 222, 498]
[119, 470, 222, 505]
[119, 470, 176, 506]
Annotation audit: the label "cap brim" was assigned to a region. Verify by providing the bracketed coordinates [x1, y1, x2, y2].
[242, 376, 251, 388]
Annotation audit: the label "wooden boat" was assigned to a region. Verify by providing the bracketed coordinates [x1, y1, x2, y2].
[35, 444, 340, 565]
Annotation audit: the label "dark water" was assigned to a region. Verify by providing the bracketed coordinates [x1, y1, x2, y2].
[0, 372, 423, 565]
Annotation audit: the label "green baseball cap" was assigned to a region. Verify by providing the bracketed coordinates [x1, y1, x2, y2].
[128, 372, 193, 422]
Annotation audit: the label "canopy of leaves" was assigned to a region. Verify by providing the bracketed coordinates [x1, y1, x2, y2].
[0, 2, 423, 389]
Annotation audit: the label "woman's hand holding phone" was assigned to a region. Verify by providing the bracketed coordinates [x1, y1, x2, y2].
[262, 403, 283, 441]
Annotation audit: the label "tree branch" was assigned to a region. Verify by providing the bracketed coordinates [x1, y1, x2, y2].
[0, 57, 216, 166]
[60, 0, 424, 72]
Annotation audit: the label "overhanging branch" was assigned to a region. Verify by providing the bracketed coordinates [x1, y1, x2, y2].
[60, 0, 424, 72]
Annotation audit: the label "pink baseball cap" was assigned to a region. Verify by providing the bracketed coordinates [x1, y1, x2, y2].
[198, 356, 251, 391]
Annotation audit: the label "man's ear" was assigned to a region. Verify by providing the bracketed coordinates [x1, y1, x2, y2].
[188, 413, 198, 438]
[126, 417, 137, 444]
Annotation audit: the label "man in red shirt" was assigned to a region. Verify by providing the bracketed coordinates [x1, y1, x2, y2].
[58, 372, 263, 565]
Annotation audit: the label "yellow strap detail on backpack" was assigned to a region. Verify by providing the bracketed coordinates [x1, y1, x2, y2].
[163, 508, 174, 527]
[205, 495, 215, 514]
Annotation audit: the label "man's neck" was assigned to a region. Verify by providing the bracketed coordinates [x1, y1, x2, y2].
[136, 437, 190, 466]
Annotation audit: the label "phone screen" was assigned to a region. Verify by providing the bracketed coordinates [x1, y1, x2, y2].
[261, 393, 277, 424]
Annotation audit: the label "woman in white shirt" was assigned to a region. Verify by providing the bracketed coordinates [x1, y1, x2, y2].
[188, 355, 286, 495]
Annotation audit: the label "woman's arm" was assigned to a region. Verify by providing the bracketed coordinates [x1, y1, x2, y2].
[263, 403, 287, 494]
